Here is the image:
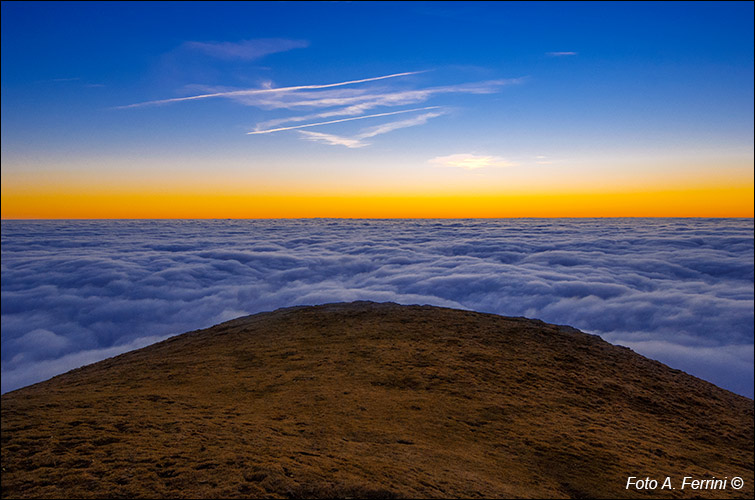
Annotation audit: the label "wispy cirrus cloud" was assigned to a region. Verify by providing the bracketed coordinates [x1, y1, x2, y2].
[297, 131, 366, 148]
[118, 48, 521, 147]
[183, 38, 309, 61]
[249, 78, 519, 132]
[298, 109, 446, 148]
[358, 110, 444, 139]
[429, 153, 516, 170]
[546, 51, 578, 57]
[248, 106, 442, 135]
[116, 71, 427, 110]
[535, 155, 554, 165]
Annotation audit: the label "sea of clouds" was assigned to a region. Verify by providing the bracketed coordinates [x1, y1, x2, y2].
[1, 218, 753, 397]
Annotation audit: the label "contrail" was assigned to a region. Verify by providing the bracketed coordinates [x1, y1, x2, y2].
[247, 106, 442, 135]
[116, 71, 427, 109]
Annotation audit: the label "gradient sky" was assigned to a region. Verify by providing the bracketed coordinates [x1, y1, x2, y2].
[1, 1, 753, 218]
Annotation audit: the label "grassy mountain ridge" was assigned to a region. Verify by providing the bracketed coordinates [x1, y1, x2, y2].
[2, 301, 752, 498]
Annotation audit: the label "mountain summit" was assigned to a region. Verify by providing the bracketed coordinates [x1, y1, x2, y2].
[1, 302, 752, 498]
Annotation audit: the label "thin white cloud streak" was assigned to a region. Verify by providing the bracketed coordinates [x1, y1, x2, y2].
[298, 110, 446, 148]
[250, 78, 521, 129]
[534, 155, 554, 165]
[247, 106, 442, 135]
[546, 51, 578, 56]
[298, 131, 367, 148]
[116, 70, 518, 146]
[429, 153, 517, 170]
[183, 38, 309, 61]
[358, 111, 444, 139]
[256, 104, 381, 130]
[115, 71, 427, 109]
[117, 67, 519, 145]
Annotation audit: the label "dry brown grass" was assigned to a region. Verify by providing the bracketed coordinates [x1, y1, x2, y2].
[1, 302, 752, 498]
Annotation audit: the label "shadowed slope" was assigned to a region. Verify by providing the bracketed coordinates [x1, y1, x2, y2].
[1, 302, 752, 498]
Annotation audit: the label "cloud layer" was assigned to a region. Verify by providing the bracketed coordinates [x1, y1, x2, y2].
[2, 219, 753, 397]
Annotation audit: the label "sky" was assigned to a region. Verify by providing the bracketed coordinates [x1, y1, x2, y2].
[1, 1, 753, 218]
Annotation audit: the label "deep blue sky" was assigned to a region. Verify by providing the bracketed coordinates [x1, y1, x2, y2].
[2, 1, 753, 216]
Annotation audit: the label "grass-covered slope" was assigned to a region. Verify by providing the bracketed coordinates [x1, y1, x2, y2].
[1, 302, 752, 498]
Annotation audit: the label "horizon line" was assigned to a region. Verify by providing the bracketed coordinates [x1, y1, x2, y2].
[3, 216, 753, 221]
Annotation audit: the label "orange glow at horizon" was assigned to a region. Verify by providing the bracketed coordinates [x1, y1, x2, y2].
[2, 185, 753, 219]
